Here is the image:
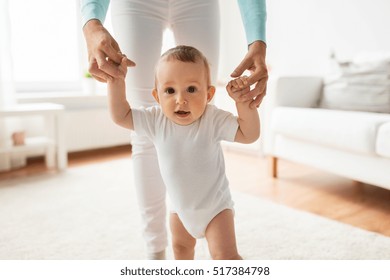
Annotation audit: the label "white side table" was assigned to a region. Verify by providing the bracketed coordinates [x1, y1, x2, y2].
[0, 103, 67, 171]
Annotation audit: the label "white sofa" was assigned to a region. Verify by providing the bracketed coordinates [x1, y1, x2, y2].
[264, 76, 390, 191]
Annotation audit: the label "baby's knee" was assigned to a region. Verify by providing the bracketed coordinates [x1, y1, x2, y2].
[172, 240, 196, 255]
[210, 250, 242, 260]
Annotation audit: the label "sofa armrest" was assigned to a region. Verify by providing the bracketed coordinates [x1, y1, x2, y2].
[262, 76, 323, 156]
[272, 76, 323, 108]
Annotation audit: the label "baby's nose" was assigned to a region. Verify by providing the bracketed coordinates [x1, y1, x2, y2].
[176, 93, 187, 104]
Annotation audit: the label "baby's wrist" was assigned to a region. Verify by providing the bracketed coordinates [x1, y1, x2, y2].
[235, 99, 252, 108]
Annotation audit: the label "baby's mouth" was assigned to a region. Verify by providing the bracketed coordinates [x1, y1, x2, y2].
[175, 110, 190, 117]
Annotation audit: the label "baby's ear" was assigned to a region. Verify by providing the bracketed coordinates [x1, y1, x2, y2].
[152, 88, 160, 103]
[207, 86, 216, 102]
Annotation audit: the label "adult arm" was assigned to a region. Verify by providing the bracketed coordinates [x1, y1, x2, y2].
[81, 0, 110, 27]
[236, 0, 266, 45]
[80, 0, 135, 82]
[232, 0, 268, 108]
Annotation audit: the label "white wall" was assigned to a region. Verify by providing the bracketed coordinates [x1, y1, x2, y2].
[219, 0, 390, 77]
[266, 0, 390, 76]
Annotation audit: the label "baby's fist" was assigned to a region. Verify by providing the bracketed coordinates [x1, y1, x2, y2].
[226, 76, 250, 103]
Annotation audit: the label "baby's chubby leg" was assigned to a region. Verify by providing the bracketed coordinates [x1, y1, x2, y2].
[205, 209, 242, 260]
[170, 213, 197, 260]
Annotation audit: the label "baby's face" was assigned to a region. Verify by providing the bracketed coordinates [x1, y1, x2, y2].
[153, 59, 214, 126]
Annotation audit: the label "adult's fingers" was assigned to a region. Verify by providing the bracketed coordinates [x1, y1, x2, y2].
[95, 52, 122, 78]
[103, 40, 136, 68]
[246, 68, 264, 86]
[230, 57, 251, 78]
[104, 41, 124, 65]
[126, 58, 136, 67]
[239, 78, 267, 102]
[88, 59, 111, 82]
[91, 74, 107, 83]
[250, 84, 267, 109]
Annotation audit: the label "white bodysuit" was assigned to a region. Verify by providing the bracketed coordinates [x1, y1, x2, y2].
[132, 104, 238, 238]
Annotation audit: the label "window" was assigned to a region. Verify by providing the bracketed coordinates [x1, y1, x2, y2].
[9, 0, 83, 93]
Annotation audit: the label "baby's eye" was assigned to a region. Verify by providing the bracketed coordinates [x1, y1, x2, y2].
[187, 86, 197, 93]
[165, 87, 175, 94]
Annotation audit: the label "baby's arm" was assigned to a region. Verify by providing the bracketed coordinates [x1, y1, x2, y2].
[107, 57, 134, 130]
[226, 76, 261, 144]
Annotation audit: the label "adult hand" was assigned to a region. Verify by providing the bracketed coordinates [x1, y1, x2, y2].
[83, 19, 136, 82]
[230, 40, 268, 108]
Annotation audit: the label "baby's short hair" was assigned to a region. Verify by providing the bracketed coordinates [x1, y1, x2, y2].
[158, 45, 212, 85]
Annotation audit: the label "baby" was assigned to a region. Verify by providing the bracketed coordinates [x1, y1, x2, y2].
[107, 45, 261, 260]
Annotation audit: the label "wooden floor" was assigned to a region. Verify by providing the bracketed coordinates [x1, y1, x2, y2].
[1, 145, 390, 237]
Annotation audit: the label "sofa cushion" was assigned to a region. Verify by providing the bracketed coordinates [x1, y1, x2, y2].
[271, 107, 390, 155]
[320, 56, 390, 113]
[376, 122, 390, 158]
[320, 79, 390, 113]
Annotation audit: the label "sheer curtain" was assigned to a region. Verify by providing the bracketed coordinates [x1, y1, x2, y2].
[0, 0, 24, 170]
[0, 0, 15, 109]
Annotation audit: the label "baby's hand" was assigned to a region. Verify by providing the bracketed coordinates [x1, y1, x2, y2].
[107, 56, 128, 83]
[226, 76, 250, 103]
